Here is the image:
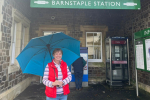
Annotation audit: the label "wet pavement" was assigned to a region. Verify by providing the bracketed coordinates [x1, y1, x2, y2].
[14, 83, 150, 100]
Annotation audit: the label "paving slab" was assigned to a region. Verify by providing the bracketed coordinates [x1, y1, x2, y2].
[14, 83, 150, 100]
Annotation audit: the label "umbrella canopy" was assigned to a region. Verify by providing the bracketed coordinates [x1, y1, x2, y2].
[16, 32, 80, 76]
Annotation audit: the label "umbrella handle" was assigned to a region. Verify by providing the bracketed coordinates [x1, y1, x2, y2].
[53, 68, 59, 87]
[53, 68, 58, 80]
[55, 78, 60, 87]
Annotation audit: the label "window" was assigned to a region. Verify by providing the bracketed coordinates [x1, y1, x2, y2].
[11, 21, 17, 65]
[8, 9, 30, 74]
[86, 32, 102, 62]
[44, 31, 62, 36]
[21, 26, 26, 51]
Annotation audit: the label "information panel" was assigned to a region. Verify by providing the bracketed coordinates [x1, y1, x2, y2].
[81, 53, 88, 74]
[135, 41, 145, 70]
[145, 39, 150, 71]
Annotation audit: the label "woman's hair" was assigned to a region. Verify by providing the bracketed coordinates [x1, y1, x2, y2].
[53, 48, 63, 55]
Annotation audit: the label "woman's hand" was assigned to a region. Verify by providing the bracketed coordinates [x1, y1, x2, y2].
[52, 81, 57, 86]
[52, 80, 63, 87]
[56, 81, 63, 87]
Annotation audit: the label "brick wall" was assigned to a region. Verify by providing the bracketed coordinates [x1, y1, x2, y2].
[0, 0, 31, 94]
[116, 0, 150, 86]
[88, 67, 105, 84]
[30, 9, 124, 39]
[9, 0, 32, 20]
[30, 8, 125, 83]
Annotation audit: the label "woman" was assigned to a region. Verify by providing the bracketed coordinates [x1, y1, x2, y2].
[43, 48, 72, 100]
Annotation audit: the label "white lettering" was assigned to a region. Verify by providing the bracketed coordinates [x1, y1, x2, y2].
[73, 1, 77, 5]
[61, 1, 64, 5]
[97, 1, 100, 6]
[105, 2, 108, 6]
[88, 1, 91, 6]
[77, 1, 80, 5]
[111, 2, 115, 6]
[108, 2, 110, 6]
[93, 1, 121, 7]
[56, 1, 60, 5]
[144, 31, 148, 35]
[65, 1, 69, 5]
[101, 2, 105, 6]
[81, 1, 84, 5]
[51, 1, 121, 7]
[52, 1, 55, 5]
[94, 1, 96, 6]
[144, 30, 150, 35]
[85, 1, 87, 6]
[116, 2, 120, 6]
[70, 1, 72, 5]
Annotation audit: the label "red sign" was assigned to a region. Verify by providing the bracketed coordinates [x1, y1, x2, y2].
[111, 40, 126, 44]
[112, 61, 127, 64]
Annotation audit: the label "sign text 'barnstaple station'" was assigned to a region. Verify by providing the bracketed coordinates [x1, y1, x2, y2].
[30, 0, 141, 9]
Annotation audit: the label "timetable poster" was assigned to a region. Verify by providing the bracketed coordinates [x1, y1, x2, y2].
[135, 44, 145, 70]
[80, 53, 88, 74]
[145, 39, 150, 71]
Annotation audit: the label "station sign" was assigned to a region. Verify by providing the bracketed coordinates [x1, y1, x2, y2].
[30, 0, 141, 10]
[134, 28, 150, 72]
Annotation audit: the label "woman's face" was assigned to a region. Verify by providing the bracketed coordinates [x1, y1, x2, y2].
[53, 51, 62, 61]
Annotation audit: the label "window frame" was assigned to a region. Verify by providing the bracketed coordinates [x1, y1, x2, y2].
[43, 31, 63, 36]
[11, 21, 17, 65]
[21, 25, 26, 51]
[8, 9, 30, 74]
[86, 32, 102, 62]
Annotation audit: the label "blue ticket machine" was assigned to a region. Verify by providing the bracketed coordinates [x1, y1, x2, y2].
[69, 47, 88, 87]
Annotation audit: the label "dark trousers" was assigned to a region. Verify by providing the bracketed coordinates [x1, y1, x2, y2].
[74, 72, 83, 89]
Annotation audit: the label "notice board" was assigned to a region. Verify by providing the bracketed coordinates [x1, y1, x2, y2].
[135, 40, 145, 70]
[145, 39, 150, 71]
[134, 28, 150, 72]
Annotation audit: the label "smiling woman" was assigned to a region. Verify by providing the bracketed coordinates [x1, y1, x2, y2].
[43, 48, 72, 100]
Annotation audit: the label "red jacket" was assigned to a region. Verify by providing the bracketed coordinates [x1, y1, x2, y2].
[45, 60, 70, 98]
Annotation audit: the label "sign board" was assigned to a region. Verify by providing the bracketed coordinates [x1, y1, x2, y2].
[145, 39, 150, 71]
[134, 28, 150, 97]
[135, 41, 145, 70]
[80, 53, 88, 74]
[134, 28, 150, 39]
[134, 28, 150, 72]
[30, 0, 141, 9]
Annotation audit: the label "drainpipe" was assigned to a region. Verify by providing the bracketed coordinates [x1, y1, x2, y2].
[132, 17, 139, 97]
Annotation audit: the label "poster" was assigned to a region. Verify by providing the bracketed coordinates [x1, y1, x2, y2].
[71, 65, 74, 74]
[115, 46, 119, 52]
[115, 54, 120, 57]
[113, 70, 117, 75]
[135, 44, 145, 69]
[145, 39, 150, 71]
[80, 53, 88, 75]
